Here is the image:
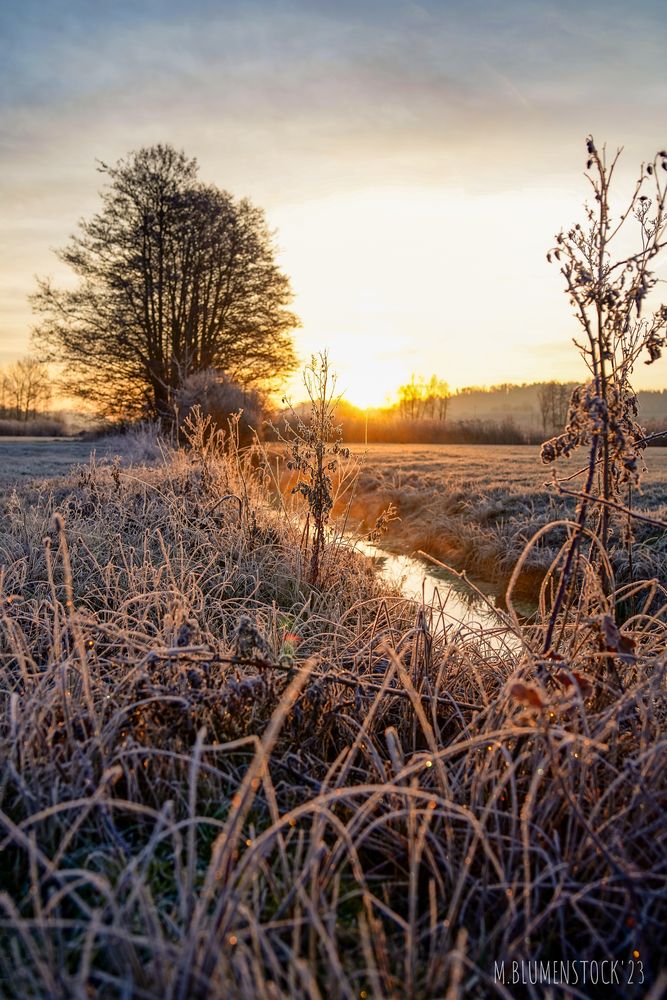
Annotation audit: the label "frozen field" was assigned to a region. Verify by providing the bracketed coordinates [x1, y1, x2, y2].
[3, 437, 666, 491]
[348, 442, 667, 595]
[0, 437, 123, 490]
[0, 433, 165, 491]
[355, 441, 667, 495]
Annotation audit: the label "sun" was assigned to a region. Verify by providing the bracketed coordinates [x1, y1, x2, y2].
[337, 369, 396, 410]
[284, 346, 403, 410]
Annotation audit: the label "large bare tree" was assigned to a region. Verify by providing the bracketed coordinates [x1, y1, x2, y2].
[32, 145, 299, 419]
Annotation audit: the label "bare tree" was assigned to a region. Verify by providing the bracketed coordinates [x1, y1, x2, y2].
[423, 375, 450, 421]
[1, 358, 52, 422]
[398, 374, 449, 421]
[32, 145, 299, 420]
[397, 375, 424, 420]
[537, 381, 571, 435]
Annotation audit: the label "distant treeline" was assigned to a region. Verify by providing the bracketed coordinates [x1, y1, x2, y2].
[445, 383, 667, 434]
[4, 364, 665, 446]
[273, 383, 667, 446]
[271, 401, 540, 446]
[330, 413, 541, 445]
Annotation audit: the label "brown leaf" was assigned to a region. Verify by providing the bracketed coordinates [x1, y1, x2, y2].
[598, 615, 637, 664]
[509, 682, 545, 710]
[554, 669, 593, 699]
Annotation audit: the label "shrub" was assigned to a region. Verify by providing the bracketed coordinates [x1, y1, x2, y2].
[274, 352, 351, 585]
[541, 138, 667, 644]
[174, 369, 264, 446]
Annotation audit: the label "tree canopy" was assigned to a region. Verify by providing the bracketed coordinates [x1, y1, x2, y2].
[32, 145, 299, 419]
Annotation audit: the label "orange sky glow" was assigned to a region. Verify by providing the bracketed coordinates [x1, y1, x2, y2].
[2, 1, 667, 409]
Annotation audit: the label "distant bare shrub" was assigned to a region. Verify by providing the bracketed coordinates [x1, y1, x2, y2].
[174, 368, 263, 446]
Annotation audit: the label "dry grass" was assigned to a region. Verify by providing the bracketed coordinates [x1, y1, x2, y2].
[0, 431, 665, 998]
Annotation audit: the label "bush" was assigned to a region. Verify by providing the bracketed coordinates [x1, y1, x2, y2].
[89, 421, 167, 464]
[174, 369, 264, 446]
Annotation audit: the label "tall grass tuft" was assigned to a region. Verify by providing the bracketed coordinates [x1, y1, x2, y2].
[274, 352, 350, 586]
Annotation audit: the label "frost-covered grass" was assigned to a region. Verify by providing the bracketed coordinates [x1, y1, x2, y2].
[0, 435, 666, 997]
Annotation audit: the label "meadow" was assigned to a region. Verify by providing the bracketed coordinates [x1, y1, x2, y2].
[0, 422, 665, 998]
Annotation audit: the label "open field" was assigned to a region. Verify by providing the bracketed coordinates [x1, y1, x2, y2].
[355, 442, 667, 492]
[0, 438, 123, 490]
[4, 436, 667, 599]
[0, 429, 665, 997]
[0, 431, 166, 493]
[346, 443, 667, 598]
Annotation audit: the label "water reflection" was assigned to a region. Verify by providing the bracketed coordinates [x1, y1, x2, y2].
[352, 537, 527, 647]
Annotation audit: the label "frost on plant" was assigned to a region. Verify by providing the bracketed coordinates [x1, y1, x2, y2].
[542, 138, 667, 537]
[278, 352, 350, 586]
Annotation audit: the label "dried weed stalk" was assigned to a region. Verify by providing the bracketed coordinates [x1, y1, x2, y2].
[276, 352, 349, 586]
[542, 137, 667, 646]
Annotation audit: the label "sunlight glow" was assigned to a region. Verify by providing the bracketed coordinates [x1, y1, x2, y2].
[276, 184, 593, 406]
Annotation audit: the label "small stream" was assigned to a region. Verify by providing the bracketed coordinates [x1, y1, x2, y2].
[352, 537, 533, 643]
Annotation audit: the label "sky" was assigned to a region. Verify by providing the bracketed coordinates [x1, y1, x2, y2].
[2, 0, 667, 407]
